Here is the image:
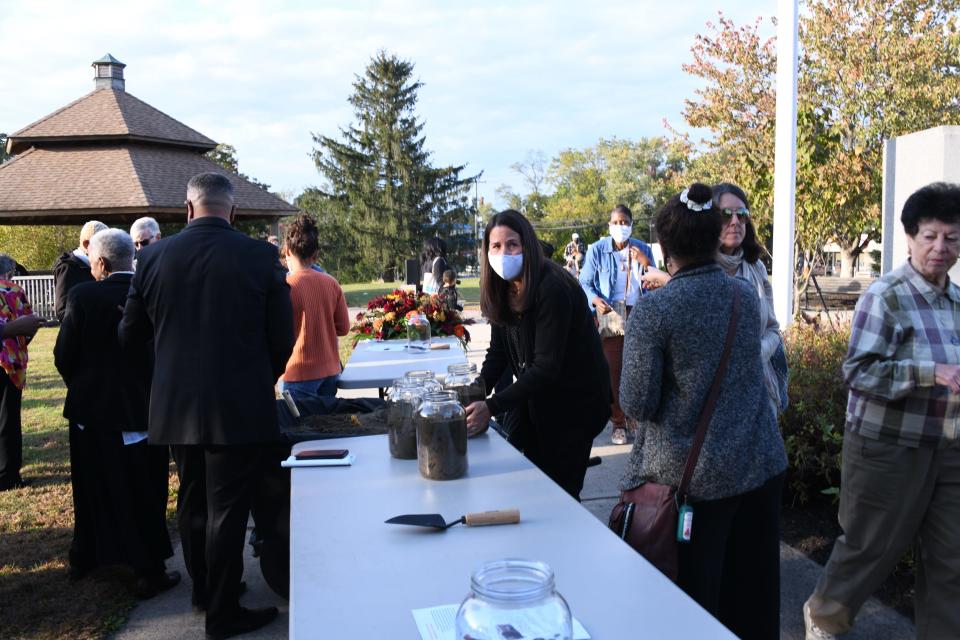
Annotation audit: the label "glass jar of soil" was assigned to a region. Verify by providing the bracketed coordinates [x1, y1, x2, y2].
[455, 559, 572, 640]
[445, 362, 487, 409]
[404, 369, 442, 392]
[385, 378, 425, 459]
[416, 391, 468, 480]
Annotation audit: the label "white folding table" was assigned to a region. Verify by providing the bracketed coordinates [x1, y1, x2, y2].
[338, 336, 468, 390]
[288, 432, 735, 639]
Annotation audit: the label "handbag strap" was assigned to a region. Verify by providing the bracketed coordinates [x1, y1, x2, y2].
[677, 284, 741, 500]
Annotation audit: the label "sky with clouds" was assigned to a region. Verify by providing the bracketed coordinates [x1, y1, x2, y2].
[0, 0, 777, 206]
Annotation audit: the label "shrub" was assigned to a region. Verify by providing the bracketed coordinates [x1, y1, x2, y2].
[780, 322, 850, 505]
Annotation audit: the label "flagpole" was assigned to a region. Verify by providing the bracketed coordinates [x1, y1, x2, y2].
[772, 0, 799, 325]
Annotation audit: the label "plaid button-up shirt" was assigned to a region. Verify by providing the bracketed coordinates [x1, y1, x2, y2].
[844, 261, 960, 447]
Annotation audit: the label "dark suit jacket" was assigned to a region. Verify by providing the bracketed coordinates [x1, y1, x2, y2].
[119, 217, 294, 445]
[54, 273, 150, 431]
[53, 251, 94, 321]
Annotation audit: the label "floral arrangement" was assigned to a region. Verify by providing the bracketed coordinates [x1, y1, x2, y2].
[350, 289, 472, 348]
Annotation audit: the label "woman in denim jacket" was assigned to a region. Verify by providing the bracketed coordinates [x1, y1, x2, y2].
[578, 204, 655, 445]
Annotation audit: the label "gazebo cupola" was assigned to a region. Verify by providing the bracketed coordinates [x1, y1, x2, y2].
[92, 54, 126, 91]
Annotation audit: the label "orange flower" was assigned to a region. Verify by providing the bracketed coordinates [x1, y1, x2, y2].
[453, 324, 466, 338]
[405, 310, 420, 319]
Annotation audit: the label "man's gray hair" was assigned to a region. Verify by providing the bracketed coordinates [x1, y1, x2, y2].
[0, 253, 16, 278]
[130, 216, 160, 239]
[88, 229, 135, 271]
[80, 220, 108, 244]
[187, 173, 235, 207]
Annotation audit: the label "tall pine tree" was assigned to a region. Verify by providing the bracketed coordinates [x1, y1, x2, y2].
[312, 51, 475, 281]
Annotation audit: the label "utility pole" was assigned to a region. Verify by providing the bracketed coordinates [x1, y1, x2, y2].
[473, 173, 486, 273]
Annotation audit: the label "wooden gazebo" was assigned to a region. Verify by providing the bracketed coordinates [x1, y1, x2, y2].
[0, 54, 297, 224]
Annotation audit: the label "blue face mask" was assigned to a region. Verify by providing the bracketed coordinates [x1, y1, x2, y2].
[488, 252, 523, 281]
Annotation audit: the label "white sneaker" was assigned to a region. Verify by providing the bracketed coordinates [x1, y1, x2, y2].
[804, 601, 838, 640]
[611, 427, 628, 445]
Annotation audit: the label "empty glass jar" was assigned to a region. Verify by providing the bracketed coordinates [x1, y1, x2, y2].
[455, 559, 572, 640]
[416, 390, 468, 480]
[385, 378, 424, 459]
[445, 363, 487, 409]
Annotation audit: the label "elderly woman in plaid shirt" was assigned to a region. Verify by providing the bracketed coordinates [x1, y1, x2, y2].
[804, 182, 960, 640]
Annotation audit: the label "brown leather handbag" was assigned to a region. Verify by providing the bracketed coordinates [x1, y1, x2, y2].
[608, 286, 741, 581]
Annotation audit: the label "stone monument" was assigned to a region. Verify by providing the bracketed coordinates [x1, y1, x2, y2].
[881, 126, 960, 278]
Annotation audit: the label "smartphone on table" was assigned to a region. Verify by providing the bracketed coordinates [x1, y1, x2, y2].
[295, 449, 349, 460]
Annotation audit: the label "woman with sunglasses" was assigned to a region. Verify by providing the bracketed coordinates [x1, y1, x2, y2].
[643, 183, 786, 414]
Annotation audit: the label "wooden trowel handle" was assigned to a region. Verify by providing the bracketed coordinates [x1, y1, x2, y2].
[464, 508, 521, 526]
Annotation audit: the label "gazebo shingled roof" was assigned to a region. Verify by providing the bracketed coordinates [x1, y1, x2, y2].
[6, 88, 217, 154]
[0, 54, 298, 224]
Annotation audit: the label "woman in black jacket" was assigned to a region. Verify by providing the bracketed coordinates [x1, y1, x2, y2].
[465, 209, 611, 499]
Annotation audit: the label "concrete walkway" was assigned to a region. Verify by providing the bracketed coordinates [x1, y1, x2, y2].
[112, 311, 914, 639]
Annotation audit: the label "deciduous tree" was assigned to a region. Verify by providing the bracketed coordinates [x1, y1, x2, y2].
[681, 1, 960, 307]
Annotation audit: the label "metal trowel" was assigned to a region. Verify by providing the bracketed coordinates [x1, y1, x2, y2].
[385, 508, 520, 530]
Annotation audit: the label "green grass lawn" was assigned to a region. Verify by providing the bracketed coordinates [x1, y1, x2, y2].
[341, 277, 480, 307]
[0, 327, 176, 639]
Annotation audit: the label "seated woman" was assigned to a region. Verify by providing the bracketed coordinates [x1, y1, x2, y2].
[464, 209, 611, 500]
[619, 183, 786, 639]
[279, 215, 350, 400]
[54, 229, 177, 598]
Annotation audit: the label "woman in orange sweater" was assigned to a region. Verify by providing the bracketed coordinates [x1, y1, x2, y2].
[279, 215, 350, 399]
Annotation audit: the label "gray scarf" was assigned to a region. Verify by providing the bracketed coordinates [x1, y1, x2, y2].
[716, 248, 743, 275]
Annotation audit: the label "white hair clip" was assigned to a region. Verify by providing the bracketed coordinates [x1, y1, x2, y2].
[680, 188, 712, 212]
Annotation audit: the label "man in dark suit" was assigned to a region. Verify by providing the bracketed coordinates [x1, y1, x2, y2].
[54, 229, 177, 596]
[53, 220, 108, 321]
[120, 173, 293, 639]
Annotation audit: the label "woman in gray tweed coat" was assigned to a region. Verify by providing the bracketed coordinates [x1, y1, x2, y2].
[619, 183, 787, 640]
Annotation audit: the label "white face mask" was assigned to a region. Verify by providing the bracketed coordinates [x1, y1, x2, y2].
[488, 252, 524, 281]
[609, 224, 632, 243]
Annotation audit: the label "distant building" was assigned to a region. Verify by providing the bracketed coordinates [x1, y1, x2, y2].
[821, 236, 882, 277]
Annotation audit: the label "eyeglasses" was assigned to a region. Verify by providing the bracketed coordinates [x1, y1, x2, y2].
[134, 238, 152, 249]
[721, 207, 750, 218]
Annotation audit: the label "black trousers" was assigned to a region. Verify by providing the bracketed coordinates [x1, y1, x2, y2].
[677, 472, 784, 640]
[0, 369, 23, 489]
[505, 405, 602, 500]
[171, 444, 265, 633]
[68, 424, 172, 574]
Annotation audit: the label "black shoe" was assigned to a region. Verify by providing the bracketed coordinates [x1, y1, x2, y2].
[134, 570, 181, 599]
[0, 478, 31, 492]
[205, 606, 278, 639]
[67, 564, 92, 582]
